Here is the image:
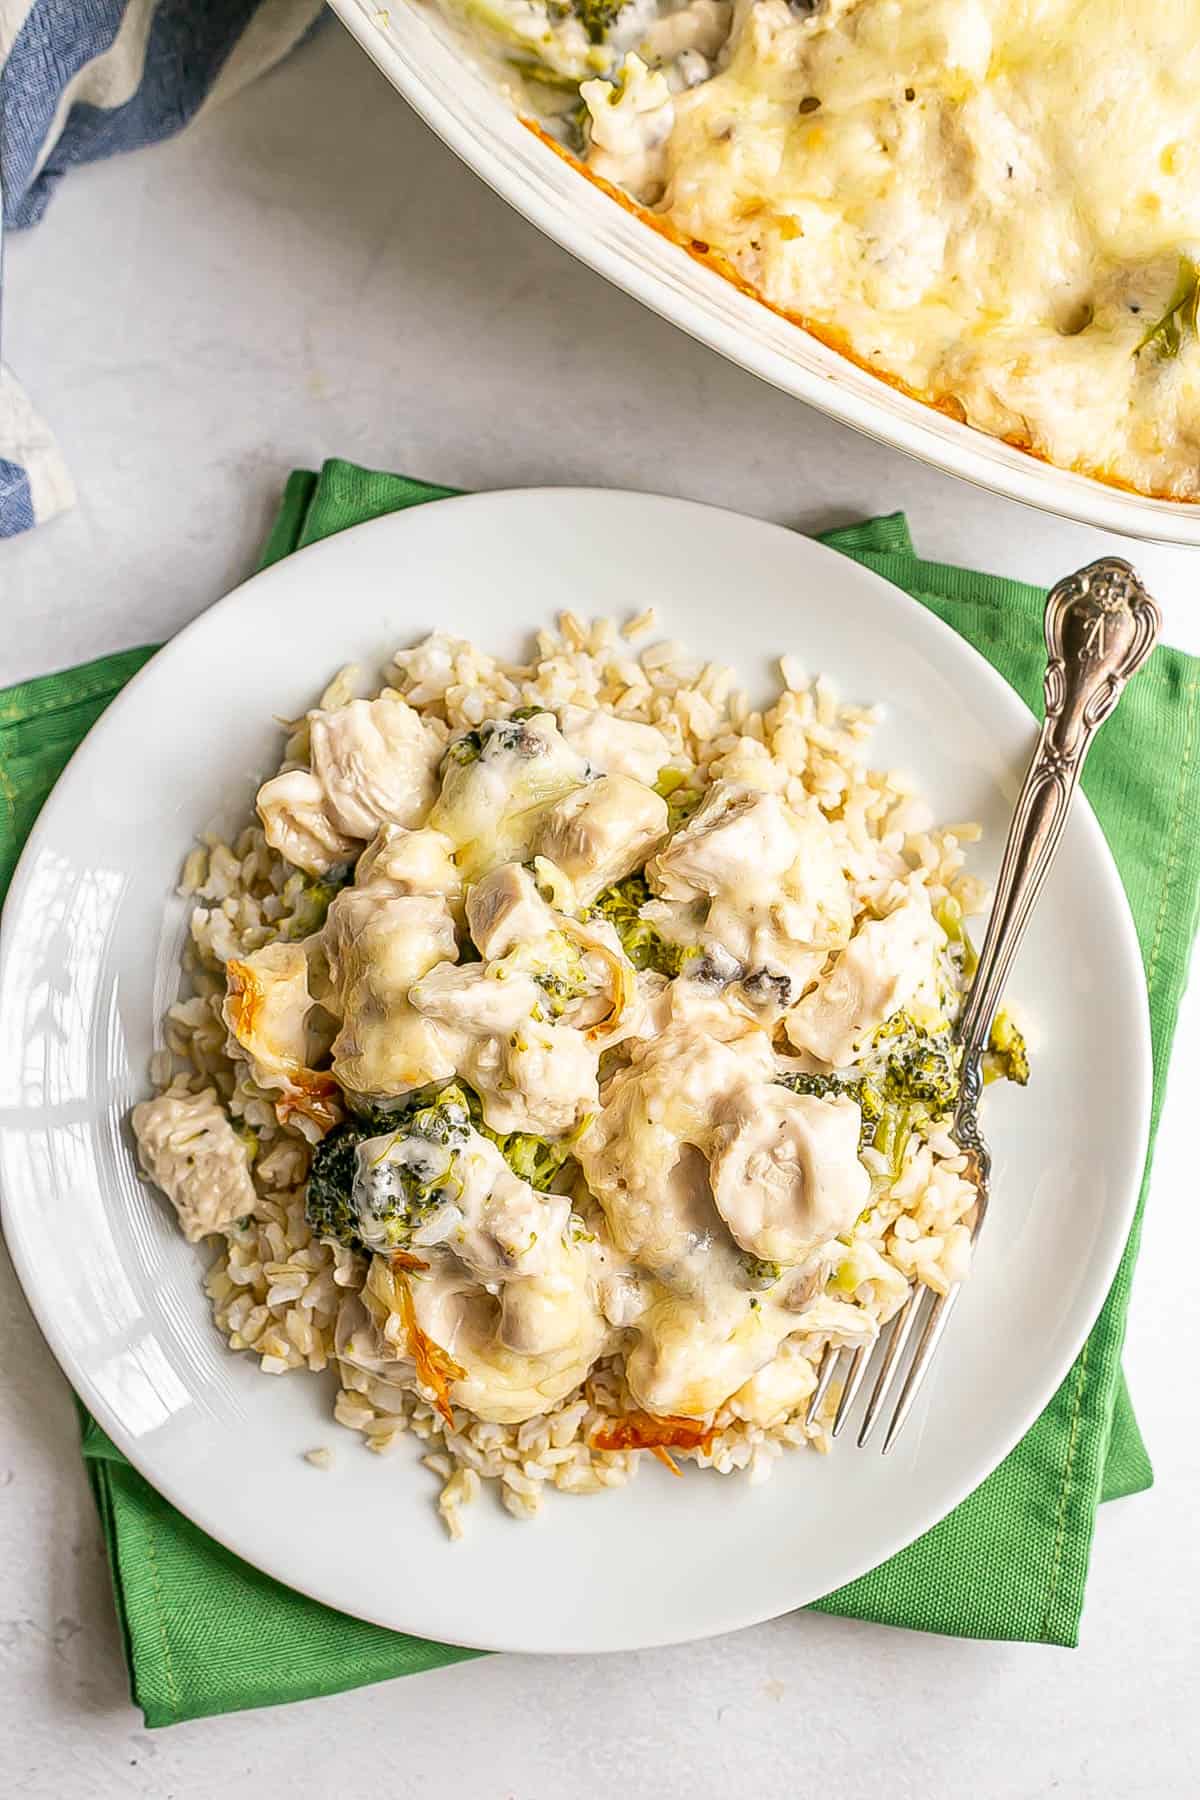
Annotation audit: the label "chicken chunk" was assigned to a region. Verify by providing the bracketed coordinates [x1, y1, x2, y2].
[708, 1084, 870, 1264]
[579, 1018, 775, 1268]
[223, 939, 314, 1085]
[325, 888, 459, 1098]
[465, 862, 557, 962]
[222, 940, 341, 1137]
[309, 693, 441, 841]
[407, 962, 544, 1038]
[700, 898, 827, 1016]
[408, 962, 600, 1137]
[624, 1283, 796, 1419]
[403, 1251, 611, 1425]
[253, 769, 358, 877]
[256, 691, 442, 875]
[535, 774, 668, 904]
[131, 1088, 256, 1242]
[449, 1135, 573, 1282]
[354, 823, 459, 899]
[646, 782, 851, 1014]
[363, 1165, 611, 1425]
[727, 1338, 820, 1428]
[498, 1269, 591, 1357]
[648, 783, 806, 902]
[429, 712, 589, 880]
[557, 705, 671, 785]
[785, 894, 944, 1066]
[464, 864, 640, 1044]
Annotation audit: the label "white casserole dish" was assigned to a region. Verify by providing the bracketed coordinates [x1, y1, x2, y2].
[330, 0, 1200, 547]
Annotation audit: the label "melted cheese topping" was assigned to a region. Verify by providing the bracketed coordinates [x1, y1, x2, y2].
[230, 668, 967, 1429]
[583, 0, 1200, 499]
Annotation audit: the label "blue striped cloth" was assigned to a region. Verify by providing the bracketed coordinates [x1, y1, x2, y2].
[0, 0, 323, 537]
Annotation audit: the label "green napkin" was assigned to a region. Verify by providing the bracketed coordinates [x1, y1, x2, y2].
[3, 460, 1197, 1728]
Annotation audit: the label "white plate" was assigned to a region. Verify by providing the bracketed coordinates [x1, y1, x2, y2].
[0, 490, 1151, 1654]
[327, 0, 1200, 547]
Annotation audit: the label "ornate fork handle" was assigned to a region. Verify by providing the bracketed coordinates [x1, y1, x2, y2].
[955, 558, 1161, 1126]
[820, 557, 1161, 1453]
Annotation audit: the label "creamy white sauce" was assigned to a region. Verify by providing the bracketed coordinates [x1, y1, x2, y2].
[229, 658, 959, 1428]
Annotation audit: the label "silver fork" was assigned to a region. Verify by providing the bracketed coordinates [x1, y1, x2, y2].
[807, 556, 1161, 1453]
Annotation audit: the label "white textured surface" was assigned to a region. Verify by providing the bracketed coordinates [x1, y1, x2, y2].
[0, 17, 1197, 1793]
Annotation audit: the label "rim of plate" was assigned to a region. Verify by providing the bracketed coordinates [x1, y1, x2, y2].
[0, 490, 1153, 1652]
[325, 0, 1200, 547]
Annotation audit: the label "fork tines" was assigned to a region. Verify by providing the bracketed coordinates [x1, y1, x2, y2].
[805, 1279, 965, 1453]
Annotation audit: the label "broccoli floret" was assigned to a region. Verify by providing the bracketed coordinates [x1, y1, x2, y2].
[875, 1013, 961, 1112]
[777, 1069, 886, 1153]
[854, 1077, 887, 1150]
[865, 1014, 961, 1176]
[935, 894, 979, 988]
[442, 730, 483, 770]
[306, 1122, 372, 1252]
[280, 862, 354, 940]
[654, 768, 704, 832]
[456, 1081, 581, 1192]
[778, 1015, 960, 1182]
[440, 715, 551, 776]
[984, 1009, 1030, 1086]
[305, 1080, 581, 1250]
[528, 931, 591, 1017]
[1135, 254, 1200, 361]
[305, 1085, 471, 1253]
[777, 1071, 847, 1102]
[485, 1128, 577, 1192]
[741, 1255, 783, 1291]
[569, 0, 630, 44]
[586, 872, 689, 977]
[453, 0, 601, 85]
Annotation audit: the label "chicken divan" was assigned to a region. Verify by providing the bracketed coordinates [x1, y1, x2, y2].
[132, 611, 1025, 1534]
[435, 0, 1200, 501]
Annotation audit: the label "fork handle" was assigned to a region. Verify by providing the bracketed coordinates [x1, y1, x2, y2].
[955, 558, 1161, 1075]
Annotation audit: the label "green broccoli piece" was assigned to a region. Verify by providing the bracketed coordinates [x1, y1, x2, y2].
[875, 1013, 961, 1112]
[653, 768, 704, 832]
[586, 872, 689, 977]
[440, 716, 559, 776]
[984, 1009, 1030, 1086]
[305, 1085, 472, 1252]
[569, 0, 630, 43]
[281, 862, 354, 940]
[776, 1071, 847, 1102]
[452, 0, 599, 82]
[866, 1014, 961, 1176]
[441, 729, 484, 770]
[529, 932, 592, 1017]
[779, 1015, 960, 1181]
[453, 1081, 580, 1192]
[306, 1123, 372, 1252]
[935, 894, 980, 986]
[777, 1069, 887, 1154]
[741, 1255, 783, 1291]
[1135, 254, 1200, 361]
[306, 1080, 583, 1252]
[484, 1128, 577, 1192]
